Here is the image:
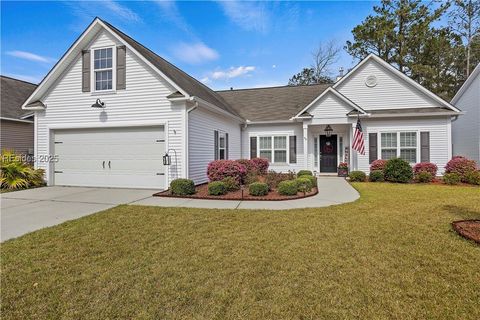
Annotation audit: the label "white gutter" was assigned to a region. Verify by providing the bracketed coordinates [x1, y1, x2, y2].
[348, 111, 463, 118]
[189, 96, 245, 123]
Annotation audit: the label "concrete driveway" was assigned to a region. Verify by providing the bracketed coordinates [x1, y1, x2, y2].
[1, 186, 157, 242]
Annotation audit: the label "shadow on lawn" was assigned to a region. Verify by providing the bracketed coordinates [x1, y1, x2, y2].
[442, 205, 480, 221]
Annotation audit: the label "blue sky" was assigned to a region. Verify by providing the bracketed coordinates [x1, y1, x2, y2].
[1, 1, 378, 90]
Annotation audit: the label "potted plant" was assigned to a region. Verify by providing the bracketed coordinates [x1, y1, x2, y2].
[337, 162, 349, 177]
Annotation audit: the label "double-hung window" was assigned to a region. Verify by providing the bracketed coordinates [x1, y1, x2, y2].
[380, 132, 418, 163]
[219, 134, 226, 160]
[259, 137, 272, 162]
[273, 136, 287, 163]
[257, 136, 288, 163]
[93, 47, 113, 91]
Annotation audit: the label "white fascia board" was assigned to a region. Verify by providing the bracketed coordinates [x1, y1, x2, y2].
[292, 87, 366, 119]
[348, 111, 464, 118]
[334, 53, 461, 113]
[451, 63, 480, 104]
[22, 18, 190, 109]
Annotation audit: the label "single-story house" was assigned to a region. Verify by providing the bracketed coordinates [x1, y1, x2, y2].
[451, 63, 480, 163]
[1, 76, 36, 155]
[22, 18, 461, 189]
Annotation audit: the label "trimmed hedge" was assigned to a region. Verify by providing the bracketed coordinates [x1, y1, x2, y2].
[370, 159, 388, 172]
[384, 158, 413, 183]
[250, 158, 269, 175]
[445, 156, 477, 182]
[416, 171, 434, 183]
[304, 175, 317, 187]
[297, 170, 313, 177]
[464, 171, 480, 185]
[296, 177, 313, 193]
[249, 182, 269, 196]
[277, 180, 298, 196]
[170, 179, 195, 195]
[207, 160, 247, 184]
[369, 170, 384, 182]
[208, 181, 227, 196]
[222, 176, 240, 191]
[349, 171, 366, 182]
[413, 162, 438, 177]
[443, 173, 461, 185]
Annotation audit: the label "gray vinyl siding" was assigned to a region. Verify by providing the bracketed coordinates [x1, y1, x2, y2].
[0, 119, 34, 155]
[451, 71, 480, 163]
[188, 107, 241, 184]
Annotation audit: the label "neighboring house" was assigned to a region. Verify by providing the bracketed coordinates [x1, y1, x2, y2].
[451, 64, 480, 163]
[1, 76, 36, 155]
[22, 18, 461, 189]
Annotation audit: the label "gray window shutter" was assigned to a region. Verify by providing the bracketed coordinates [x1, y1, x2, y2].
[214, 130, 219, 160]
[82, 50, 90, 92]
[225, 133, 229, 160]
[250, 137, 257, 159]
[420, 132, 430, 162]
[116, 46, 126, 90]
[368, 133, 377, 164]
[289, 136, 297, 163]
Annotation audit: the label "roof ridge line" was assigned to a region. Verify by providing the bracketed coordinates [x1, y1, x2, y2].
[215, 83, 331, 92]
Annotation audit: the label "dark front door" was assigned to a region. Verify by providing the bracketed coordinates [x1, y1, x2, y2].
[320, 135, 338, 173]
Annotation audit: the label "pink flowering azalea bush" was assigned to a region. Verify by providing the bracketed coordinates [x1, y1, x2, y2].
[207, 160, 247, 184]
[250, 158, 269, 175]
[444, 156, 477, 182]
[235, 159, 255, 173]
[370, 159, 388, 172]
[413, 162, 438, 177]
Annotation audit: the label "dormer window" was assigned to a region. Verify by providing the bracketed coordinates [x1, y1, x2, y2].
[93, 47, 114, 91]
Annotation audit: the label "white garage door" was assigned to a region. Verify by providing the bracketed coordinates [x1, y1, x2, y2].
[53, 126, 166, 189]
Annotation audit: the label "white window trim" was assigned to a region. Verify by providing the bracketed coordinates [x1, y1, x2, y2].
[256, 135, 290, 164]
[218, 132, 226, 160]
[91, 46, 116, 93]
[378, 131, 419, 164]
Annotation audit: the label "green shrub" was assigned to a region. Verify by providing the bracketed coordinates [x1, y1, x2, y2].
[222, 176, 240, 191]
[369, 170, 384, 182]
[415, 171, 434, 183]
[244, 172, 259, 185]
[349, 171, 366, 182]
[295, 177, 313, 193]
[249, 182, 269, 196]
[1, 150, 45, 190]
[208, 181, 227, 196]
[277, 180, 298, 196]
[443, 173, 461, 185]
[297, 170, 313, 177]
[303, 175, 317, 187]
[265, 170, 296, 190]
[384, 158, 413, 183]
[464, 171, 480, 185]
[170, 179, 195, 195]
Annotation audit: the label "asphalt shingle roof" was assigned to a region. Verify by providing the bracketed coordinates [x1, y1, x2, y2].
[101, 19, 241, 119]
[1, 76, 37, 119]
[216, 84, 330, 121]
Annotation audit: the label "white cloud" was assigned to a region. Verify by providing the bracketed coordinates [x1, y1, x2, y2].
[210, 66, 256, 80]
[154, 0, 191, 34]
[217, 1, 270, 33]
[171, 42, 219, 64]
[6, 51, 54, 63]
[272, 64, 277, 69]
[102, 0, 141, 22]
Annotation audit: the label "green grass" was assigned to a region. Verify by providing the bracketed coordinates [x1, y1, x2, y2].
[2, 183, 480, 319]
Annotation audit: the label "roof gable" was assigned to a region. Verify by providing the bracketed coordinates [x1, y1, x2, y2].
[334, 54, 460, 113]
[451, 63, 480, 104]
[22, 18, 240, 118]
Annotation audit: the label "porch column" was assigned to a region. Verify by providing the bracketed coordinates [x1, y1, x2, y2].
[350, 122, 356, 170]
[303, 123, 308, 170]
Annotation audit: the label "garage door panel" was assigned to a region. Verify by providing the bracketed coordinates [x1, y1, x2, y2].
[54, 126, 166, 189]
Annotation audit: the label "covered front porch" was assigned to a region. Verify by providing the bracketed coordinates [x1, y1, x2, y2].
[304, 122, 358, 175]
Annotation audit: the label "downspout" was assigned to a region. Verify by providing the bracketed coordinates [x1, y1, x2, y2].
[185, 99, 198, 179]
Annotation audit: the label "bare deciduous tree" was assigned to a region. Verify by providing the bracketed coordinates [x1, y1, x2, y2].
[311, 40, 341, 79]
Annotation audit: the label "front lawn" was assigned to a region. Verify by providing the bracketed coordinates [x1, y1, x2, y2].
[2, 183, 479, 319]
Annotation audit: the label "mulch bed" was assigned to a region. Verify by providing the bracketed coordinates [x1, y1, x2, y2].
[452, 220, 480, 245]
[154, 184, 318, 201]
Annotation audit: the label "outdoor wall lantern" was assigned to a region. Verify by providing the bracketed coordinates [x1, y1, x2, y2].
[324, 125, 333, 137]
[91, 99, 105, 109]
[163, 153, 171, 166]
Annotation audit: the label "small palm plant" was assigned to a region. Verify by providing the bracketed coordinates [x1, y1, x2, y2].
[1, 149, 45, 190]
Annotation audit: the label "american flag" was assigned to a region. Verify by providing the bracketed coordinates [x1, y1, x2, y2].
[352, 118, 365, 155]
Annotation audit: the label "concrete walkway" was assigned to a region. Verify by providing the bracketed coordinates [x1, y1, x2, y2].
[1, 187, 156, 241]
[131, 177, 359, 210]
